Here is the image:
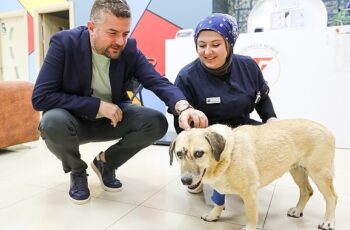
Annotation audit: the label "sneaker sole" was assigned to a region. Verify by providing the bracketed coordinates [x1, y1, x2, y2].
[90, 161, 122, 192]
[69, 195, 91, 205]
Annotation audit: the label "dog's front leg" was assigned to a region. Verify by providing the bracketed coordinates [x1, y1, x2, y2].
[201, 204, 224, 222]
[241, 192, 258, 230]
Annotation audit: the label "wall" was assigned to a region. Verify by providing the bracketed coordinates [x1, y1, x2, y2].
[236, 26, 350, 149]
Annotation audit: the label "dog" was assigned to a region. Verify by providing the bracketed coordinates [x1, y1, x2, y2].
[169, 119, 337, 230]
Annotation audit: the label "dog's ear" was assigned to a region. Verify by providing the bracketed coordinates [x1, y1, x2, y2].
[169, 140, 176, 165]
[205, 131, 225, 161]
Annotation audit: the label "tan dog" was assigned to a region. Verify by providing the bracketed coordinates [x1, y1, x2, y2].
[169, 119, 337, 230]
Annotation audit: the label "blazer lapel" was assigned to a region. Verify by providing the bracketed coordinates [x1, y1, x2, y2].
[109, 58, 125, 103]
[79, 29, 93, 96]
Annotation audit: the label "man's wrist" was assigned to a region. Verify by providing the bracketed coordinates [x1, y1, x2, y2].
[178, 104, 193, 115]
[175, 100, 193, 115]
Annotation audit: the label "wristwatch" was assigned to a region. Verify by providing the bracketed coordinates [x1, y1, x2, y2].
[176, 103, 193, 115]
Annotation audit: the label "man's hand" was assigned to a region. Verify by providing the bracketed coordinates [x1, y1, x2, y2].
[98, 101, 123, 127]
[178, 108, 208, 130]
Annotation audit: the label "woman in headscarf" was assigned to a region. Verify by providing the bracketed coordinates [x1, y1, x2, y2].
[173, 13, 277, 207]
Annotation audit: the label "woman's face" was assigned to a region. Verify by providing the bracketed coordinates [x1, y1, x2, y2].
[197, 30, 228, 69]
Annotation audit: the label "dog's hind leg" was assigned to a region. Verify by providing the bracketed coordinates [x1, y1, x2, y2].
[310, 172, 337, 230]
[287, 165, 314, 218]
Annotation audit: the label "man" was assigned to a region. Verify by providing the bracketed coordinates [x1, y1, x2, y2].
[32, 0, 208, 204]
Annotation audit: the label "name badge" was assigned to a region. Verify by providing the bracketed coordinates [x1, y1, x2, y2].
[206, 97, 221, 104]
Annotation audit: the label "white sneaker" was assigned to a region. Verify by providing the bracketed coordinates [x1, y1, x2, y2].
[186, 182, 203, 194]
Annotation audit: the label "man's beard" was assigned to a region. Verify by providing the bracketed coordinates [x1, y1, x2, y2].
[102, 45, 123, 59]
[93, 42, 124, 60]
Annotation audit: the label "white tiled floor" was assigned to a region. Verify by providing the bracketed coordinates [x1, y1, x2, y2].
[0, 140, 348, 230]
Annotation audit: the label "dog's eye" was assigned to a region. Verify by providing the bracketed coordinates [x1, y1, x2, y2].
[176, 151, 183, 159]
[194, 150, 204, 158]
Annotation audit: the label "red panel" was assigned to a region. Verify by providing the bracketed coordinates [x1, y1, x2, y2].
[131, 10, 180, 76]
[27, 12, 34, 54]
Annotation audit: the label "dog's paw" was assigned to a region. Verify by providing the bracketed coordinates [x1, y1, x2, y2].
[201, 204, 224, 222]
[201, 213, 219, 222]
[318, 220, 335, 230]
[287, 207, 303, 218]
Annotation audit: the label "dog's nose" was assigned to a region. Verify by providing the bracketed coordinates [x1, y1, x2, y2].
[181, 176, 192, 185]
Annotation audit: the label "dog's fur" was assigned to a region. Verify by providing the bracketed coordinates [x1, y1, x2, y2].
[169, 119, 337, 230]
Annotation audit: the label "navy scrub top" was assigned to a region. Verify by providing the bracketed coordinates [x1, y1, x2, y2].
[174, 54, 276, 133]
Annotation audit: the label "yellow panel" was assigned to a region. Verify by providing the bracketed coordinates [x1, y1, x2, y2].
[127, 91, 141, 105]
[19, 0, 67, 15]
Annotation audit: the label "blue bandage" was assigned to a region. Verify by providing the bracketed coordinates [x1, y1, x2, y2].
[211, 189, 225, 206]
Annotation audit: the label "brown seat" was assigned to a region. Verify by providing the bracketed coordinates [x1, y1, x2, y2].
[0, 81, 40, 148]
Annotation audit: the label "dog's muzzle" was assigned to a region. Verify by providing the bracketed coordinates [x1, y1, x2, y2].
[182, 169, 206, 190]
[181, 175, 193, 186]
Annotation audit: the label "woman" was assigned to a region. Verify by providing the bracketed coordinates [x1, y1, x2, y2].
[173, 13, 277, 206]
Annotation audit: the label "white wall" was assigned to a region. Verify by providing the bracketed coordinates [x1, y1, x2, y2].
[165, 37, 197, 133]
[165, 26, 350, 148]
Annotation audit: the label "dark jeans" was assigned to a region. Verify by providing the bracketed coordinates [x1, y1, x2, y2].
[39, 104, 168, 173]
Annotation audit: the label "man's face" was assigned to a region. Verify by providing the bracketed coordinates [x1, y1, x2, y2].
[88, 13, 131, 59]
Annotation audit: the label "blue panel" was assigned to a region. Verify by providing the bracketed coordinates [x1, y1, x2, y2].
[28, 52, 36, 82]
[72, 0, 95, 26]
[148, 0, 212, 29]
[142, 88, 166, 114]
[128, 0, 150, 33]
[0, 0, 23, 13]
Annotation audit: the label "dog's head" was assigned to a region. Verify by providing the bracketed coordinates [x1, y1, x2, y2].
[169, 125, 227, 191]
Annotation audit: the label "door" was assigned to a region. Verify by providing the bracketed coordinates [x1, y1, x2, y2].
[34, 2, 73, 72]
[41, 13, 69, 60]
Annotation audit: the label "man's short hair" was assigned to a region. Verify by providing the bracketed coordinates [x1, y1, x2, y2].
[90, 0, 131, 25]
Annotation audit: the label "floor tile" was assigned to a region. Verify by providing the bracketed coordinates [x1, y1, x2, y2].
[142, 177, 275, 228]
[264, 182, 340, 230]
[108, 206, 251, 230]
[0, 180, 46, 209]
[0, 189, 136, 230]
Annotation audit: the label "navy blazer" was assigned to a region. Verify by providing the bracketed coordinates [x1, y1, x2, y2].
[32, 26, 185, 120]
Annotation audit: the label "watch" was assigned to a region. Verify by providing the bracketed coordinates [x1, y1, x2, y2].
[176, 103, 193, 115]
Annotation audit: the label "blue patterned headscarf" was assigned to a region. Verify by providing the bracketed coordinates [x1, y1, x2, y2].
[194, 13, 239, 76]
[194, 13, 239, 48]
